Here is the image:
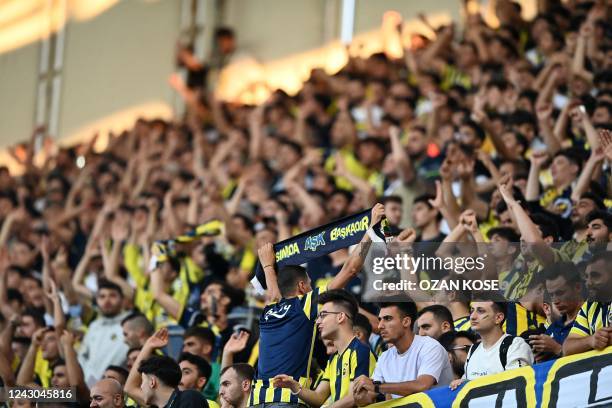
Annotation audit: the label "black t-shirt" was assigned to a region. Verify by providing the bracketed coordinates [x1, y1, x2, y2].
[163, 389, 209, 408]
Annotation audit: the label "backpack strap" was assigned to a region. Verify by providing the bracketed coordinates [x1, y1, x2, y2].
[465, 341, 481, 374]
[499, 335, 515, 370]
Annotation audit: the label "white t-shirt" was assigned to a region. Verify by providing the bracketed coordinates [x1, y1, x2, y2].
[463, 334, 534, 380]
[372, 335, 454, 398]
[78, 311, 130, 386]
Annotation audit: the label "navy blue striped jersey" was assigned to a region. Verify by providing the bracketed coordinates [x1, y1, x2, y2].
[249, 287, 326, 405]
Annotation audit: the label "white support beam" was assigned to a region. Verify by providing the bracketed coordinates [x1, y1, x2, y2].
[340, 0, 355, 45]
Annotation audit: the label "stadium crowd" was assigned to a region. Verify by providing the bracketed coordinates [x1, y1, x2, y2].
[1, 0, 612, 406]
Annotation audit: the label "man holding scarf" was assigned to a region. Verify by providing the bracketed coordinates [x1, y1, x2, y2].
[248, 204, 385, 408]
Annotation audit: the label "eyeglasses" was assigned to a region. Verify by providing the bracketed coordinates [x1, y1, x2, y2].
[450, 345, 472, 353]
[316, 311, 352, 321]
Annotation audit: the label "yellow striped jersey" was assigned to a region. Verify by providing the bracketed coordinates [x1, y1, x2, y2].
[560, 239, 590, 265]
[502, 249, 564, 300]
[503, 302, 546, 336]
[373, 336, 386, 357]
[570, 301, 611, 337]
[249, 287, 326, 405]
[320, 337, 377, 403]
[248, 339, 259, 367]
[454, 316, 471, 332]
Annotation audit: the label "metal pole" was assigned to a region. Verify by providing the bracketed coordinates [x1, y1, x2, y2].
[340, 0, 355, 45]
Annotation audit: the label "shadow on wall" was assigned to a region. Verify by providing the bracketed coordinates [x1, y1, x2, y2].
[0, 0, 122, 55]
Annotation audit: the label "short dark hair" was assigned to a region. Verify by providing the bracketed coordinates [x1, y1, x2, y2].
[381, 195, 402, 206]
[510, 109, 536, 128]
[413, 194, 441, 221]
[183, 326, 216, 347]
[318, 289, 359, 322]
[220, 363, 254, 382]
[51, 358, 66, 372]
[587, 251, 612, 267]
[277, 265, 309, 297]
[138, 356, 182, 388]
[461, 119, 486, 142]
[121, 313, 154, 337]
[586, 210, 612, 230]
[7, 289, 23, 305]
[438, 330, 478, 352]
[330, 189, 354, 204]
[541, 262, 582, 287]
[553, 148, 584, 173]
[580, 192, 606, 211]
[378, 302, 418, 325]
[278, 137, 303, 156]
[413, 194, 435, 209]
[23, 308, 46, 328]
[487, 227, 520, 242]
[215, 27, 234, 39]
[471, 293, 507, 325]
[531, 213, 560, 241]
[417, 305, 454, 328]
[105, 365, 129, 382]
[12, 336, 31, 346]
[178, 352, 212, 381]
[353, 313, 373, 338]
[97, 279, 124, 298]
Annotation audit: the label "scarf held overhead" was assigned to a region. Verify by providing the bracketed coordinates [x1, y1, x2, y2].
[250, 208, 386, 294]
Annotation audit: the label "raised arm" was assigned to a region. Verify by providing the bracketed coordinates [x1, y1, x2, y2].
[428, 179, 458, 231]
[258, 242, 281, 303]
[150, 265, 182, 320]
[45, 279, 66, 333]
[329, 203, 385, 290]
[71, 244, 95, 303]
[39, 237, 55, 318]
[248, 105, 266, 160]
[333, 155, 377, 207]
[162, 190, 182, 238]
[16, 328, 45, 386]
[0, 249, 17, 319]
[571, 147, 605, 202]
[419, 25, 454, 74]
[525, 151, 547, 202]
[52, 247, 82, 314]
[125, 328, 169, 405]
[0, 343, 15, 387]
[285, 181, 325, 226]
[535, 103, 562, 156]
[499, 176, 555, 266]
[103, 222, 135, 300]
[458, 159, 489, 220]
[389, 126, 415, 183]
[571, 105, 601, 151]
[60, 330, 89, 400]
[221, 330, 250, 370]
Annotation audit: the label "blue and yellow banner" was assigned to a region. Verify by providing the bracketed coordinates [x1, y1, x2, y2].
[364, 346, 612, 408]
[250, 209, 372, 293]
